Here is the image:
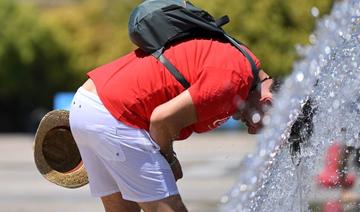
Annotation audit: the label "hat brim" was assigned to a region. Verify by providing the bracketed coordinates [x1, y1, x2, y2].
[34, 110, 88, 189]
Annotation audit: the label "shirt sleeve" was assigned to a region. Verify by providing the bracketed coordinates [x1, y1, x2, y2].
[188, 66, 247, 123]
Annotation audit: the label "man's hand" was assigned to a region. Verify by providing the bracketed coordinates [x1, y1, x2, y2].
[149, 90, 196, 181]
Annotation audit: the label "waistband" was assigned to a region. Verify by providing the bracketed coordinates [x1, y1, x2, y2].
[77, 87, 102, 104]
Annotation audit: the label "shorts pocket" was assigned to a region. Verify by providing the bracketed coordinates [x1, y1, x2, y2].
[142, 131, 161, 153]
[114, 128, 161, 154]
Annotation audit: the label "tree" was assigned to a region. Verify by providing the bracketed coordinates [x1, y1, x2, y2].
[40, 0, 140, 75]
[0, 0, 334, 132]
[193, 0, 334, 76]
[40, 0, 333, 77]
[0, 0, 77, 131]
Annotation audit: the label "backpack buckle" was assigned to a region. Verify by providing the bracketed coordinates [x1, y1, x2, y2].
[152, 48, 165, 59]
[215, 15, 230, 27]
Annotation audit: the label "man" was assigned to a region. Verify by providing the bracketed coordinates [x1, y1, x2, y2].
[69, 37, 273, 212]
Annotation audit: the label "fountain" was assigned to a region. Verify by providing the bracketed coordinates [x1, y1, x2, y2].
[219, 0, 360, 211]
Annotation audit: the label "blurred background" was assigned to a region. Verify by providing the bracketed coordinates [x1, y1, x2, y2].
[0, 0, 334, 133]
[0, 0, 340, 211]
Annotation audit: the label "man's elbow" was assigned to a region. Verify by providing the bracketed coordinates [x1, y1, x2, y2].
[150, 107, 177, 137]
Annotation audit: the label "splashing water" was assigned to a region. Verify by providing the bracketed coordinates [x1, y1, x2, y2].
[220, 0, 360, 211]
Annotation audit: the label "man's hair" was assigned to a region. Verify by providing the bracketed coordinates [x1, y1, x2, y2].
[270, 77, 283, 94]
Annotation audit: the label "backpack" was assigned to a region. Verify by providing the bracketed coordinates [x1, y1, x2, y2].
[128, 0, 259, 90]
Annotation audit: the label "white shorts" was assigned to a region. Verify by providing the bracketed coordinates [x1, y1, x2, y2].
[69, 87, 178, 202]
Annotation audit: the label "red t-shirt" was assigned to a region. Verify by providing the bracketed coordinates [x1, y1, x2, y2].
[88, 38, 260, 140]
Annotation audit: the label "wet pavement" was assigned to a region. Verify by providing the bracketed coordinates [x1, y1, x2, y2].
[0, 132, 257, 212]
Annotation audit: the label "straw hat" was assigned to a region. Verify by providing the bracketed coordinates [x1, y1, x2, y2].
[34, 110, 88, 188]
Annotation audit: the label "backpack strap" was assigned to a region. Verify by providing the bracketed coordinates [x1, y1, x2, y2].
[223, 34, 260, 91]
[153, 50, 190, 89]
[152, 35, 260, 91]
[159, 54, 190, 89]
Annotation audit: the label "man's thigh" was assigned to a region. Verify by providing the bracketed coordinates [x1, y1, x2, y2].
[138, 194, 187, 212]
[101, 192, 140, 212]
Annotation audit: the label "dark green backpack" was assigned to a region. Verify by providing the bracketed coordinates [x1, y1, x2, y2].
[128, 0, 259, 90]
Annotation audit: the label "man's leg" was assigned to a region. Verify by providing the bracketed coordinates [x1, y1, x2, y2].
[138, 194, 187, 212]
[101, 192, 141, 212]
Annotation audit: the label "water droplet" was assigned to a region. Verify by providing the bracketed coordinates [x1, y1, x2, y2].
[309, 34, 317, 44]
[250, 192, 256, 198]
[239, 184, 247, 191]
[329, 92, 335, 98]
[251, 176, 257, 184]
[325, 46, 331, 54]
[259, 149, 267, 157]
[311, 7, 320, 17]
[252, 112, 261, 124]
[296, 72, 304, 82]
[220, 195, 229, 204]
[314, 67, 321, 76]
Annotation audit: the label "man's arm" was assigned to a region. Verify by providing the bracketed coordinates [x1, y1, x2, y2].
[149, 90, 197, 160]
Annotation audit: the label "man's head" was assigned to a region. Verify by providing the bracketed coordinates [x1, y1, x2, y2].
[233, 70, 274, 134]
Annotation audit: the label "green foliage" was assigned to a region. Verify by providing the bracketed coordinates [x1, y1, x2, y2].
[40, 0, 141, 75]
[192, 0, 334, 76]
[1, 0, 334, 131]
[0, 0, 77, 131]
[39, 0, 333, 77]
